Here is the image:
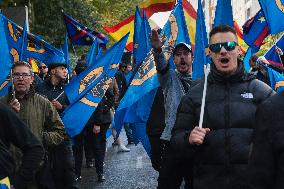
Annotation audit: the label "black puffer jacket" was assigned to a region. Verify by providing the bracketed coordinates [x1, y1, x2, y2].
[171, 63, 274, 189]
[247, 91, 284, 189]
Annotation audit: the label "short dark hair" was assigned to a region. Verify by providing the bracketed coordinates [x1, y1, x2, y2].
[249, 54, 258, 63]
[12, 61, 33, 75]
[209, 25, 237, 43]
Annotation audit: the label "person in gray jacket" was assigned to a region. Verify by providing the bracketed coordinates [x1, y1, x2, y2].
[151, 29, 198, 188]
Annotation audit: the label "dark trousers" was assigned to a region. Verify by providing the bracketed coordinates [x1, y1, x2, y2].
[148, 134, 164, 171]
[157, 141, 193, 189]
[124, 122, 134, 142]
[86, 124, 108, 176]
[73, 132, 84, 177]
[51, 140, 77, 189]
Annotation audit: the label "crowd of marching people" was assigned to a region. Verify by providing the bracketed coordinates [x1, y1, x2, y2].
[1, 23, 284, 189]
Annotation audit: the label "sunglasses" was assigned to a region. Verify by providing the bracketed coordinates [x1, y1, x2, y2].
[39, 66, 47, 69]
[209, 41, 238, 53]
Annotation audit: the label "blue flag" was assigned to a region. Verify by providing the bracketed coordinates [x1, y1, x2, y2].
[2, 14, 65, 65]
[258, 0, 284, 34]
[86, 40, 102, 66]
[264, 34, 284, 69]
[267, 67, 284, 93]
[64, 33, 129, 105]
[213, 0, 234, 27]
[114, 52, 159, 155]
[242, 10, 270, 53]
[62, 63, 120, 137]
[63, 13, 108, 47]
[63, 32, 71, 74]
[243, 48, 253, 72]
[133, 6, 142, 66]
[0, 14, 13, 95]
[162, 0, 191, 68]
[192, 0, 208, 80]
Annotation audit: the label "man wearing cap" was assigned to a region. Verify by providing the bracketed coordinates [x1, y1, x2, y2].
[151, 29, 197, 188]
[171, 25, 274, 189]
[37, 62, 77, 189]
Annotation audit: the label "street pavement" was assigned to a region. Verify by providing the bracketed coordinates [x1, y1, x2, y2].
[77, 131, 158, 189]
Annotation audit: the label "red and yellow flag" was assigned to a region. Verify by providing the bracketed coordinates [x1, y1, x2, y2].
[103, 0, 176, 52]
[234, 21, 248, 54]
[182, 0, 197, 49]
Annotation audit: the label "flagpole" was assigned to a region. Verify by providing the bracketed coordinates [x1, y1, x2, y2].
[198, 64, 210, 128]
[10, 70, 15, 100]
[54, 91, 65, 101]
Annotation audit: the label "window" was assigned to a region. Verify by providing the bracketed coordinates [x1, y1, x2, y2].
[246, 8, 251, 19]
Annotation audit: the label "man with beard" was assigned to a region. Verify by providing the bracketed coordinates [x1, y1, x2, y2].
[151, 30, 197, 188]
[171, 25, 274, 189]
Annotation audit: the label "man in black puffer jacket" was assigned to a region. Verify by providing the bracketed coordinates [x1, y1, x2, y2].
[171, 25, 275, 189]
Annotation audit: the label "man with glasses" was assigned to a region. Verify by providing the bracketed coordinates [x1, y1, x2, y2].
[38, 62, 49, 81]
[0, 61, 67, 188]
[171, 25, 275, 189]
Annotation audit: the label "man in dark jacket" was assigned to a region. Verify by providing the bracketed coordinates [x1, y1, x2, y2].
[0, 102, 44, 189]
[151, 29, 198, 188]
[247, 91, 284, 189]
[37, 62, 77, 189]
[171, 25, 275, 189]
[85, 78, 118, 182]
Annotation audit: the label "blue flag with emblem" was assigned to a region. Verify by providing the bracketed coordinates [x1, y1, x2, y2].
[64, 33, 129, 105]
[113, 11, 156, 155]
[213, 0, 234, 27]
[242, 10, 270, 53]
[63, 13, 108, 47]
[2, 14, 65, 65]
[192, 0, 208, 80]
[0, 14, 12, 96]
[258, 0, 284, 34]
[264, 34, 284, 70]
[267, 67, 284, 93]
[161, 0, 191, 68]
[62, 64, 120, 137]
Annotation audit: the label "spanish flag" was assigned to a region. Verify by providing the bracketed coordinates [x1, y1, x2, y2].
[103, 0, 176, 52]
[234, 21, 248, 54]
[182, 0, 197, 48]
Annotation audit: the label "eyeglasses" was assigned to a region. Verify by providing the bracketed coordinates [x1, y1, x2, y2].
[209, 41, 238, 53]
[12, 73, 32, 80]
[39, 66, 47, 69]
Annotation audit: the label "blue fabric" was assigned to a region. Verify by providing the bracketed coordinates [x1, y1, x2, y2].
[213, 0, 234, 27]
[64, 33, 129, 104]
[63, 13, 108, 46]
[61, 34, 129, 137]
[243, 48, 253, 72]
[63, 33, 71, 74]
[242, 10, 270, 52]
[162, 1, 191, 69]
[264, 34, 284, 65]
[268, 67, 284, 93]
[133, 6, 142, 68]
[258, 0, 284, 34]
[2, 14, 64, 65]
[192, 0, 208, 80]
[0, 14, 13, 96]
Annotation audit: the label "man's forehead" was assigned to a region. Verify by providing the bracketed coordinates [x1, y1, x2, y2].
[210, 32, 237, 43]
